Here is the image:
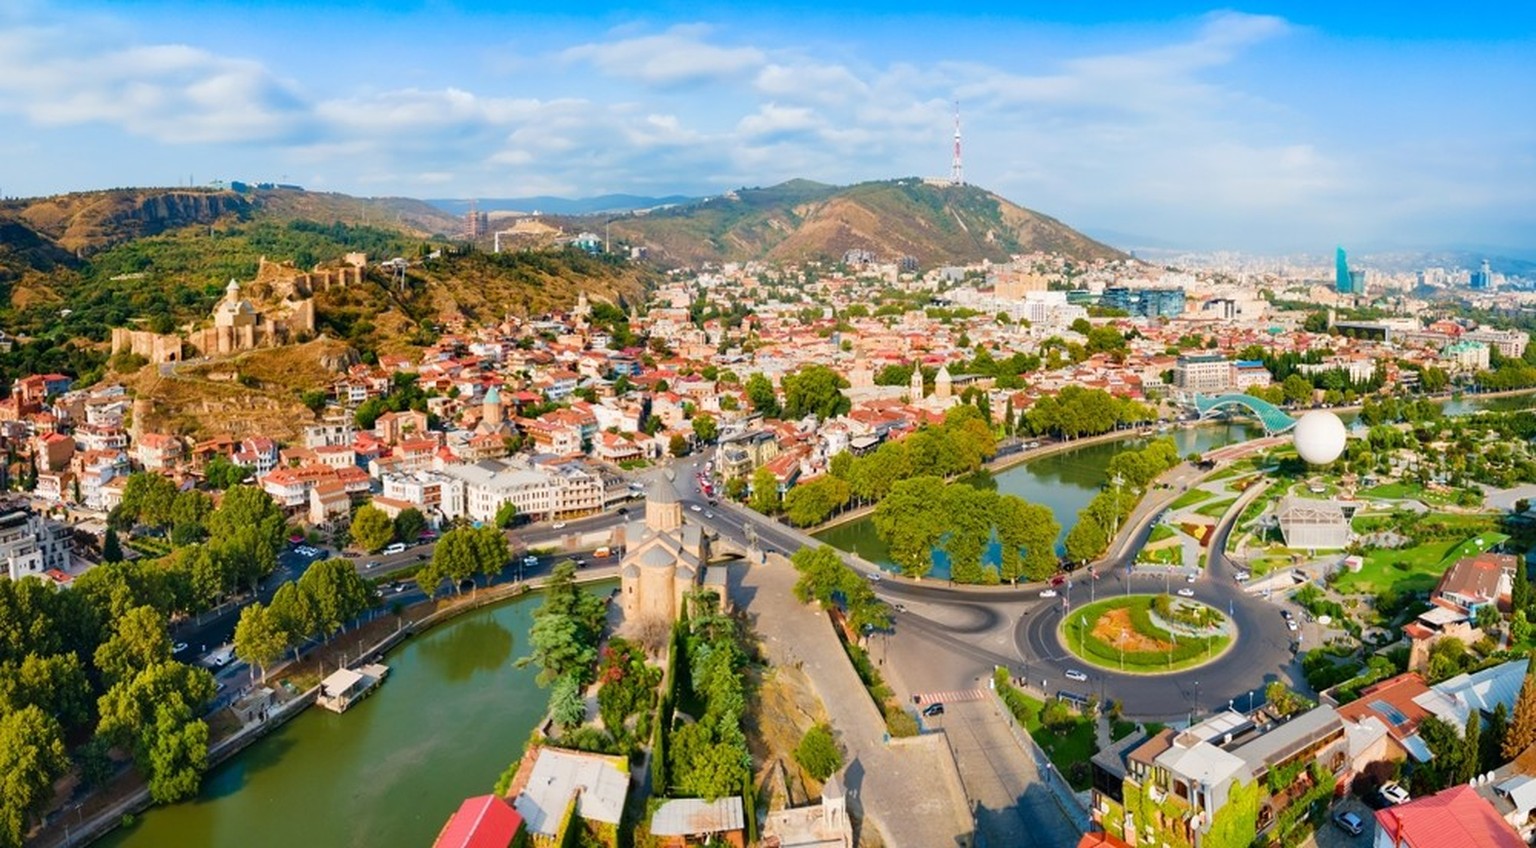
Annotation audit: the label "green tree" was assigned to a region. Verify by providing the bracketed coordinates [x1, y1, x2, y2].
[744, 373, 780, 417]
[298, 558, 372, 638]
[268, 582, 317, 660]
[0, 653, 92, 733]
[203, 456, 253, 490]
[102, 526, 124, 563]
[206, 486, 285, 591]
[494, 501, 519, 529]
[1513, 610, 1532, 646]
[233, 603, 286, 683]
[782, 476, 852, 527]
[749, 467, 781, 515]
[669, 433, 690, 457]
[350, 504, 396, 553]
[93, 604, 172, 687]
[692, 413, 718, 443]
[549, 674, 586, 728]
[96, 661, 215, 804]
[1063, 518, 1108, 566]
[1503, 652, 1536, 760]
[393, 508, 427, 547]
[520, 561, 605, 686]
[794, 723, 843, 781]
[781, 365, 851, 421]
[791, 546, 847, 606]
[0, 705, 68, 847]
[1264, 681, 1313, 717]
[145, 702, 210, 803]
[1282, 373, 1314, 406]
[872, 476, 946, 578]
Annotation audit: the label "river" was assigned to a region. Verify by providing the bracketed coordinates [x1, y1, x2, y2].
[814, 392, 1536, 575]
[100, 582, 614, 848]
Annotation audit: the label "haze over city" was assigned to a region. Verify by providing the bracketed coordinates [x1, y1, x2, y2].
[1, 1, 1533, 252]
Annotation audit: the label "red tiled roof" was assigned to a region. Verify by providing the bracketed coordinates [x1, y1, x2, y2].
[1374, 785, 1522, 848]
[1336, 672, 1432, 740]
[1077, 833, 1133, 848]
[432, 795, 524, 848]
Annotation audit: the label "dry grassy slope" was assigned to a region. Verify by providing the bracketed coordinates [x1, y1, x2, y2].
[119, 338, 357, 440]
[252, 190, 461, 239]
[408, 252, 650, 323]
[6, 190, 252, 255]
[599, 178, 1123, 267]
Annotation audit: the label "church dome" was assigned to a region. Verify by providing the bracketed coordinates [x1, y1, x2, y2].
[648, 470, 683, 505]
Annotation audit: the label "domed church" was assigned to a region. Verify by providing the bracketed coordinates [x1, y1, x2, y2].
[620, 472, 711, 622]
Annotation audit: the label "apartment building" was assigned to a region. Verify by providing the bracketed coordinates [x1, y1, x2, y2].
[0, 507, 72, 581]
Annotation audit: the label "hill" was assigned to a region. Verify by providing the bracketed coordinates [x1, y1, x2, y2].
[430, 193, 697, 216]
[588, 178, 1124, 267]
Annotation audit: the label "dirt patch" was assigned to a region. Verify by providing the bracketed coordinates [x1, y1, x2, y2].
[744, 662, 829, 810]
[1092, 607, 1173, 653]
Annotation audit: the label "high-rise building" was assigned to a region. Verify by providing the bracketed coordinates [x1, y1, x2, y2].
[1471, 259, 1493, 291]
[1100, 287, 1186, 318]
[1335, 247, 1352, 294]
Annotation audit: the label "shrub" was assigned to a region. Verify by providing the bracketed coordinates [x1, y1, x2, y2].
[794, 724, 843, 781]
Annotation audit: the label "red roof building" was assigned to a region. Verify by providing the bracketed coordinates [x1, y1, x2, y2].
[432, 794, 525, 848]
[1375, 784, 1523, 848]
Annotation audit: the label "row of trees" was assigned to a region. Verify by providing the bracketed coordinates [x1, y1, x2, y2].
[791, 546, 893, 633]
[412, 526, 510, 597]
[1064, 439, 1182, 565]
[349, 503, 428, 554]
[665, 591, 753, 800]
[1018, 385, 1155, 440]
[233, 558, 374, 681]
[873, 477, 1061, 583]
[0, 567, 225, 843]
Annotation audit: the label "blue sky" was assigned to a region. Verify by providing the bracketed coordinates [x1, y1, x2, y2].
[2, 1, 1532, 252]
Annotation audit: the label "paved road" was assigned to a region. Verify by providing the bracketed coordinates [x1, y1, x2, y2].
[936, 699, 1081, 848]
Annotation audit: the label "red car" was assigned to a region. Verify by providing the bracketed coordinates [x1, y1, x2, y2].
[1050, 573, 1067, 587]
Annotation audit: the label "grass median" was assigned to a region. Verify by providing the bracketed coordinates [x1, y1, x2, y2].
[1060, 595, 1232, 675]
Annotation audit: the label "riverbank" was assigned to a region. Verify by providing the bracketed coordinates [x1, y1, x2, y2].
[34, 569, 619, 848]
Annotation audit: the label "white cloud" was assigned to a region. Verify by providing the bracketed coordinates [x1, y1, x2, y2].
[561, 24, 765, 86]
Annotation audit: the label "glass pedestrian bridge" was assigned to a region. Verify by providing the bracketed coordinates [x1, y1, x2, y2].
[1193, 394, 1299, 435]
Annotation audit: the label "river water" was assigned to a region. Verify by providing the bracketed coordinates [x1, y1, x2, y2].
[100, 583, 614, 848]
[814, 392, 1536, 574]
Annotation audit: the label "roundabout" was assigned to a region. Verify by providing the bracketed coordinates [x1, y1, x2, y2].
[1058, 594, 1235, 675]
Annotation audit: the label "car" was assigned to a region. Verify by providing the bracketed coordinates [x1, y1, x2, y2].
[215, 682, 227, 694]
[172, 641, 189, 654]
[365, 561, 380, 569]
[1281, 609, 1293, 619]
[894, 603, 908, 613]
[1287, 619, 1299, 631]
[1234, 570, 1251, 581]
[922, 702, 945, 717]
[1380, 782, 1410, 805]
[617, 507, 629, 515]
[1333, 810, 1363, 836]
[1039, 589, 1059, 599]
[1027, 441, 1041, 449]
[1177, 588, 1195, 597]
[1185, 572, 1197, 583]
[690, 504, 702, 512]
[1065, 669, 1088, 682]
[1050, 573, 1066, 586]
[388, 582, 404, 593]
[572, 557, 585, 567]
[866, 572, 883, 582]
[705, 511, 714, 519]
[552, 522, 567, 530]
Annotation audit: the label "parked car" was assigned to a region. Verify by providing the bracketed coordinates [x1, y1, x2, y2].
[1185, 572, 1197, 583]
[552, 522, 567, 529]
[1039, 589, 1059, 599]
[1287, 619, 1299, 632]
[1380, 782, 1410, 805]
[1065, 669, 1088, 682]
[689, 504, 702, 512]
[172, 641, 189, 654]
[1234, 570, 1251, 581]
[365, 561, 380, 569]
[1332, 810, 1363, 836]
[922, 702, 945, 717]
[894, 603, 908, 613]
[1177, 588, 1195, 597]
[866, 572, 883, 582]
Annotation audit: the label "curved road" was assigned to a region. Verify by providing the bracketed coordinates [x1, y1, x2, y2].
[665, 446, 1305, 722]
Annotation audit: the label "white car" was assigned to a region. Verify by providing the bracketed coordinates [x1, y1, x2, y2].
[1176, 588, 1195, 597]
[1380, 782, 1410, 805]
[1287, 619, 1299, 631]
[690, 504, 702, 512]
[1065, 669, 1088, 682]
[1039, 589, 1058, 599]
[866, 572, 883, 582]
[1234, 571, 1251, 581]
[552, 522, 567, 530]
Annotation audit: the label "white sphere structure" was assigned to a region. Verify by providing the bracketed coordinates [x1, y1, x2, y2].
[1292, 410, 1347, 465]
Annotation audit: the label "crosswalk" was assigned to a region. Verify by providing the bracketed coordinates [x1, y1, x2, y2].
[914, 688, 987, 706]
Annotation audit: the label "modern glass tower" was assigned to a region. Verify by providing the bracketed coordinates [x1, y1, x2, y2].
[1335, 247, 1351, 294]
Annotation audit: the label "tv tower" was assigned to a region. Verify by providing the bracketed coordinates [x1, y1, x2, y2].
[949, 101, 964, 186]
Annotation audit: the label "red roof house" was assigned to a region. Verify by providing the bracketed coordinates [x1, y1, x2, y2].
[432, 794, 525, 848]
[1374, 784, 1523, 848]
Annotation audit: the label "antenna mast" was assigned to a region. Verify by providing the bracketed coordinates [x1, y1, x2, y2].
[950, 101, 964, 186]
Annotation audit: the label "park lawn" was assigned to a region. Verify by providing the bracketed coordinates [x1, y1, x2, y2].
[1137, 545, 1182, 565]
[1170, 489, 1214, 510]
[1360, 480, 1481, 507]
[1333, 531, 1512, 596]
[1148, 524, 1176, 544]
[1194, 498, 1237, 518]
[1003, 688, 1100, 790]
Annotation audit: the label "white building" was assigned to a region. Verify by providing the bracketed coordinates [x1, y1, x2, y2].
[0, 508, 72, 581]
[1173, 354, 1233, 394]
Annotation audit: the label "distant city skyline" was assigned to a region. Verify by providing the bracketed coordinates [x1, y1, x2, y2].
[1, 2, 1533, 252]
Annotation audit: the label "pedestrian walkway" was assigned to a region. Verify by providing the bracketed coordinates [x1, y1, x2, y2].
[914, 688, 987, 705]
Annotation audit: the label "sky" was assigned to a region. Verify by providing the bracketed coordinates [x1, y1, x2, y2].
[1, 1, 1533, 252]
